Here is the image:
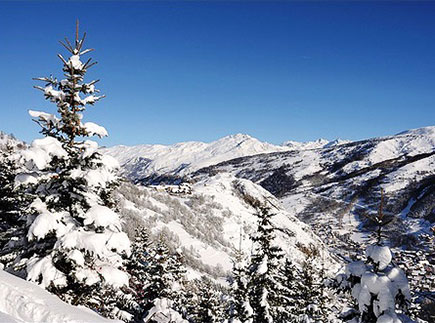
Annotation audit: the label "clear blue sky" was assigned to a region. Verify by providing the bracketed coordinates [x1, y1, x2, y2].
[1, 1, 434, 146]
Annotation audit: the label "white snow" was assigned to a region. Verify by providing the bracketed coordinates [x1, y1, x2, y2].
[43, 86, 66, 102]
[26, 255, 68, 288]
[68, 55, 83, 70]
[27, 198, 75, 241]
[99, 266, 129, 288]
[0, 269, 117, 322]
[282, 138, 329, 150]
[143, 298, 187, 323]
[21, 136, 67, 170]
[366, 245, 392, 271]
[29, 110, 60, 126]
[83, 205, 121, 230]
[83, 122, 108, 137]
[57, 230, 130, 264]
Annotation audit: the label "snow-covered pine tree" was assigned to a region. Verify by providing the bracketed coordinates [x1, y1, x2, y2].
[127, 226, 152, 319]
[297, 246, 337, 323]
[247, 206, 289, 323]
[187, 277, 227, 323]
[228, 252, 253, 323]
[12, 23, 132, 318]
[175, 279, 200, 322]
[336, 190, 412, 323]
[143, 298, 188, 323]
[281, 257, 305, 321]
[0, 145, 28, 266]
[143, 234, 187, 318]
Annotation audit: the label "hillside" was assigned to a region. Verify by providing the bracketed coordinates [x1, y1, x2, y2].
[116, 173, 334, 280]
[194, 126, 435, 245]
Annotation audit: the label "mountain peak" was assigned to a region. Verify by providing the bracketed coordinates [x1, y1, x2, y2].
[220, 133, 254, 141]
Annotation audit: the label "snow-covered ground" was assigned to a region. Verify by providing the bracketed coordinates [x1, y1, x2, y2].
[0, 269, 116, 323]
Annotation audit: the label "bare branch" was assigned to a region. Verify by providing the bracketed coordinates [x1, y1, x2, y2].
[64, 37, 74, 52]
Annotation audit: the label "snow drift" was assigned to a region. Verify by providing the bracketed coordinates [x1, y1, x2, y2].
[0, 269, 116, 323]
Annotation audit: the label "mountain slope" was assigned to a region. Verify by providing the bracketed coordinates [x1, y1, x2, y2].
[116, 173, 334, 280]
[194, 127, 435, 245]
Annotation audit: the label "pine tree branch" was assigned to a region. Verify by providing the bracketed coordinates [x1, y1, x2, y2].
[80, 48, 94, 56]
[78, 32, 87, 51]
[85, 61, 98, 69]
[57, 54, 68, 66]
[64, 37, 74, 52]
[59, 40, 73, 54]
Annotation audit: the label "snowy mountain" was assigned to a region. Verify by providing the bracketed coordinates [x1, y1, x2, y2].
[1, 131, 336, 323]
[103, 126, 435, 251]
[102, 134, 350, 185]
[282, 138, 351, 150]
[102, 134, 291, 184]
[195, 126, 435, 247]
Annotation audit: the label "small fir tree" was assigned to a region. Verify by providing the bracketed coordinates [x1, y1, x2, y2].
[0, 145, 29, 266]
[336, 190, 412, 322]
[143, 234, 187, 318]
[247, 206, 289, 323]
[228, 252, 253, 323]
[229, 252, 252, 323]
[188, 277, 227, 323]
[297, 246, 337, 323]
[281, 257, 305, 321]
[127, 226, 152, 319]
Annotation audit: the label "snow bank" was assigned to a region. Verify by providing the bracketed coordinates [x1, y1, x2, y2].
[0, 270, 117, 322]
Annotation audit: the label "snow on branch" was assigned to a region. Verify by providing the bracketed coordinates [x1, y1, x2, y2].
[83, 122, 108, 137]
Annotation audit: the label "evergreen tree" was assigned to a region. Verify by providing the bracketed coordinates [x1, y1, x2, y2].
[0, 145, 28, 266]
[229, 253, 253, 323]
[176, 279, 201, 322]
[247, 206, 288, 323]
[127, 226, 152, 319]
[336, 190, 412, 322]
[10, 23, 132, 319]
[143, 234, 187, 318]
[98, 285, 141, 322]
[281, 257, 305, 321]
[188, 277, 227, 323]
[297, 247, 337, 323]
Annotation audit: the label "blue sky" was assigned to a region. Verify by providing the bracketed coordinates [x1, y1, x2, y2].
[1, 1, 434, 146]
